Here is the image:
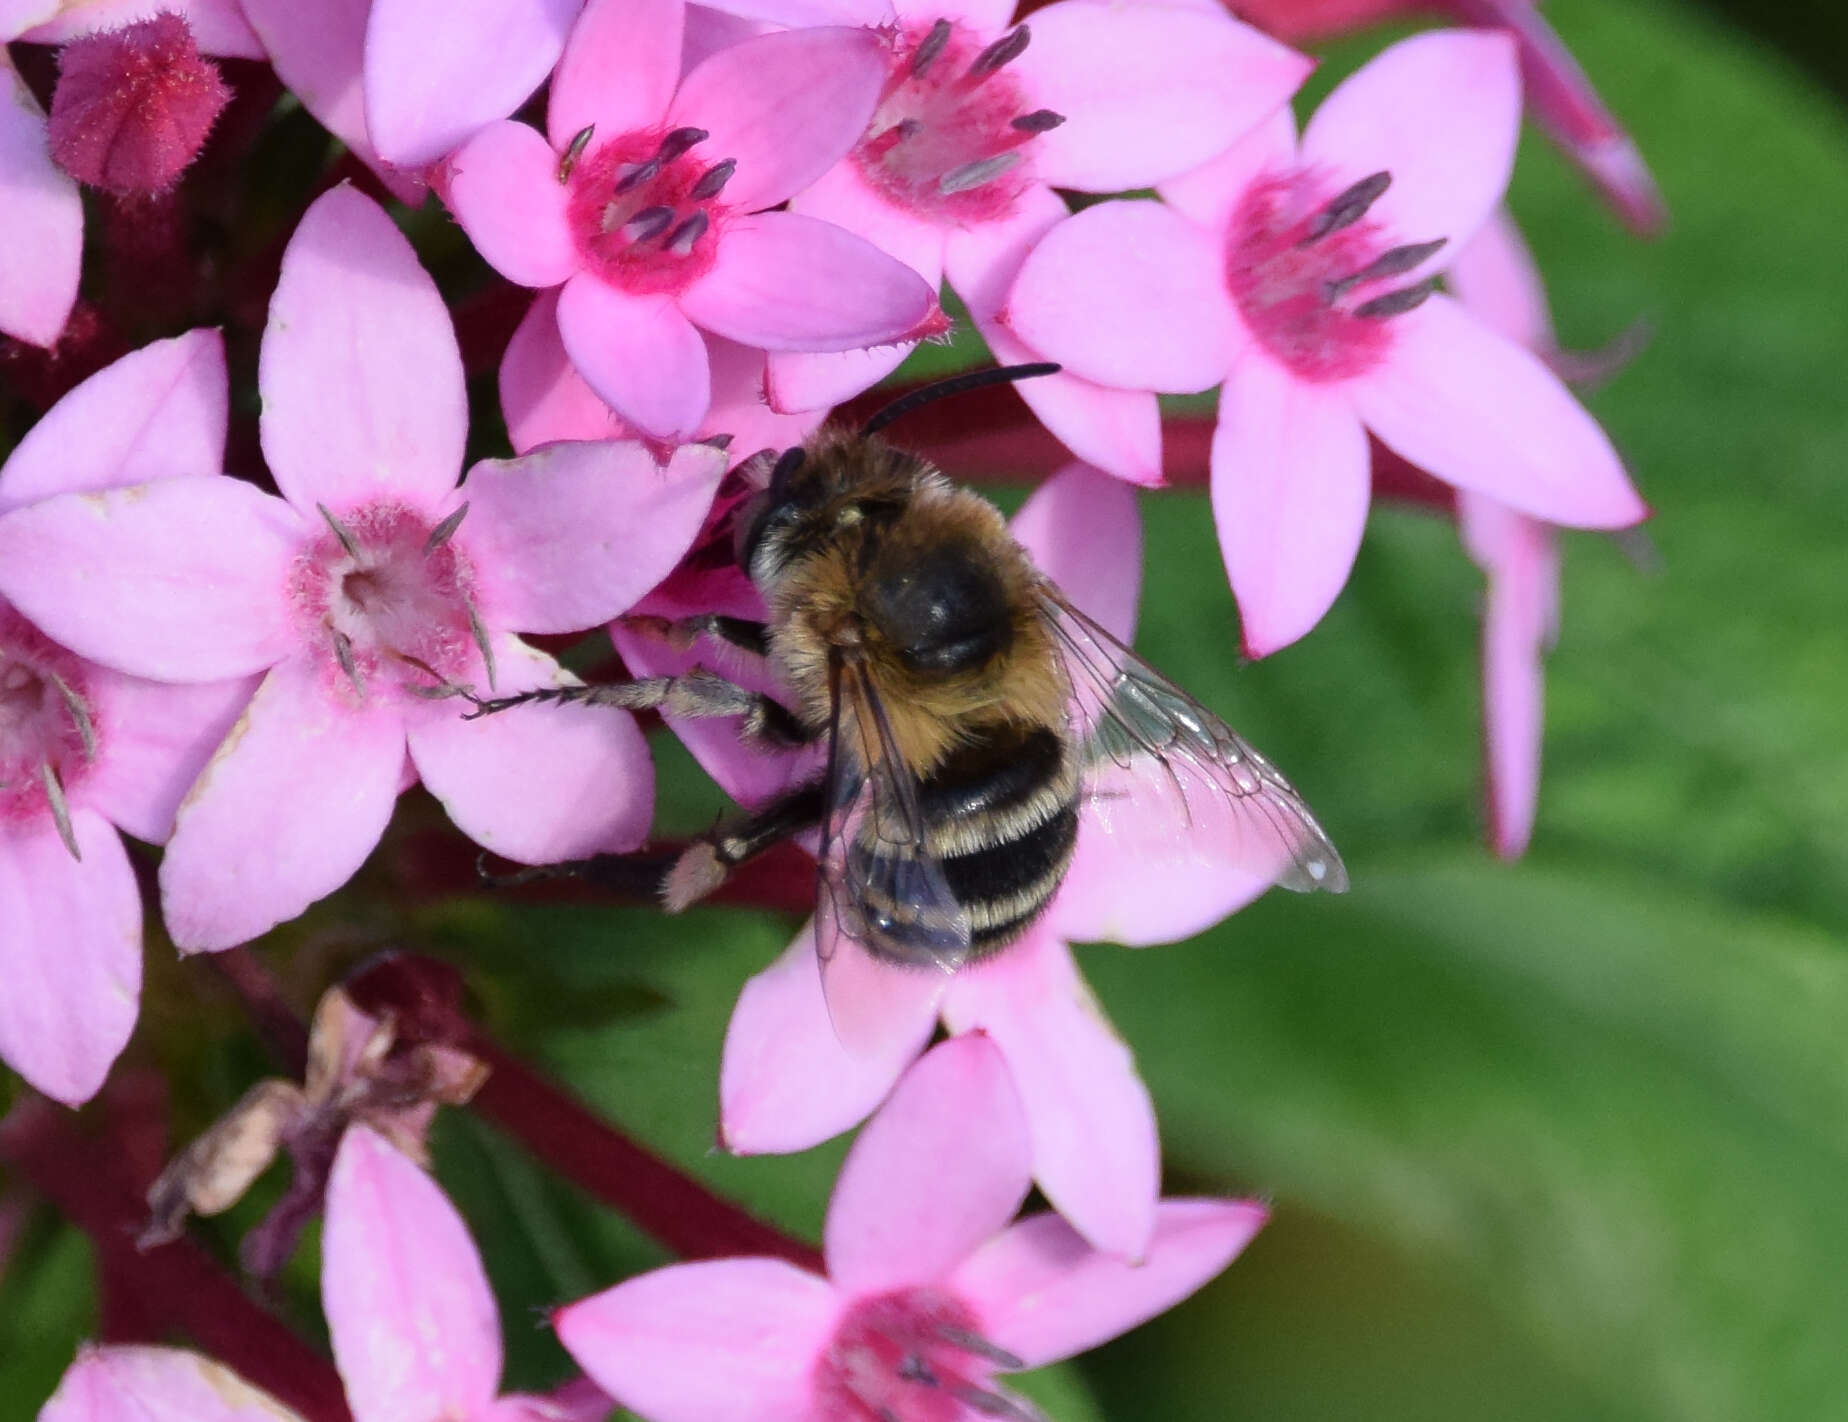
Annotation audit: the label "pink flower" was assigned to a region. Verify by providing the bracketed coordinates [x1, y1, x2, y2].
[720, 464, 1282, 1258]
[0, 329, 252, 1106]
[559, 1034, 1266, 1422]
[1002, 30, 1647, 655]
[0, 185, 728, 951]
[41, 1346, 313, 1422]
[440, 0, 939, 442]
[771, 0, 1311, 482]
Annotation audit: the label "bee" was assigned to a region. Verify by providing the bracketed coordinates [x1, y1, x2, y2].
[470, 364, 1345, 1045]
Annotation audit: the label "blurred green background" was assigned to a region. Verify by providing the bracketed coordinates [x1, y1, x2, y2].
[5, 0, 1848, 1418]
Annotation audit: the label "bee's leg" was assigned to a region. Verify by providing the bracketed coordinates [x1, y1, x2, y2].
[623, 613, 770, 658]
[461, 669, 815, 750]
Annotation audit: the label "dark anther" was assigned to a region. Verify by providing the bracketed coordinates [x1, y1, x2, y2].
[911, 18, 952, 75]
[317, 503, 361, 559]
[892, 117, 924, 141]
[951, 1384, 1045, 1421]
[1323, 237, 1447, 302]
[969, 24, 1029, 75]
[665, 211, 709, 254]
[1010, 108, 1065, 133]
[558, 124, 595, 183]
[656, 126, 709, 162]
[612, 157, 661, 195]
[1354, 275, 1439, 319]
[939, 151, 1021, 195]
[423, 501, 469, 555]
[938, 1325, 1025, 1370]
[690, 157, 737, 200]
[896, 1354, 940, 1387]
[1299, 170, 1392, 245]
[697, 432, 734, 450]
[622, 205, 676, 241]
[46, 670, 96, 761]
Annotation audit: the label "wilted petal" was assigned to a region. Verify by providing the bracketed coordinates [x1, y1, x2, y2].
[669, 25, 886, 212]
[826, 1034, 1031, 1295]
[1008, 462, 1140, 642]
[720, 925, 929, 1154]
[0, 329, 225, 513]
[557, 1259, 839, 1422]
[0, 815, 139, 1107]
[558, 277, 712, 440]
[1019, 1, 1310, 192]
[1350, 295, 1646, 528]
[1005, 199, 1239, 393]
[365, 0, 580, 167]
[84, 668, 259, 845]
[40, 1346, 307, 1422]
[682, 211, 935, 354]
[548, 0, 682, 148]
[1300, 29, 1519, 253]
[324, 1125, 502, 1422]
[951, 1199, 1267, 1367]
[942, 933, 1157, 1258]
[0, 66, 81, 349]
[456, 440, 727, 633]
[408, 636, 653, 864]
[159, 656, 405, 952]
[0, 477, 302, 681]
[442, 121, 578, 287]
[1211, 351, 1370, 656]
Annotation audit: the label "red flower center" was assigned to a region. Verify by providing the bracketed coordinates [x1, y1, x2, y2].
[851, 17, 1060, 225]
[566, 127, 731, 297]
[288, 501, 481, 703]
[0, 603, 100, 833]
[1226, 167, 1445, 383]
[813, 1288, 1033, 1422]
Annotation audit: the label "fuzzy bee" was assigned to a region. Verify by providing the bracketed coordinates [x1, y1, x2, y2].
[472, 365, 1345, 1044]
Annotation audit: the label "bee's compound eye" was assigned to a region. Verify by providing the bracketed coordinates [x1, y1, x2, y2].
[867, 544, 1013, 675]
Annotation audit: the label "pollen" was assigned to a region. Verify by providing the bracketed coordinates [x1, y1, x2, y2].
[566, 127, 728, 296]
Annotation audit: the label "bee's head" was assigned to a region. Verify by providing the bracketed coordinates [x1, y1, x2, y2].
[732, 445, 815, 583]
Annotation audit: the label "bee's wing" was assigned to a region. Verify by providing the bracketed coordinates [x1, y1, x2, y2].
[812, 650, 971, 1054]
[1038, 585, 1348, 899]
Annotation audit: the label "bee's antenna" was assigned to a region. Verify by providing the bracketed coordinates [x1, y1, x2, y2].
[858, 362, 1061, 438]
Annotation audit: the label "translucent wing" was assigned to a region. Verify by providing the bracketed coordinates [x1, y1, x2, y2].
[812, 650, 971, 1054]
[1038, 584, 1347, 910]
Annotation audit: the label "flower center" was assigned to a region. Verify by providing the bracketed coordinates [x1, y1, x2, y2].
[565, 126, 731, 296]
[288, 501, 483, 703]
[0, 601, 101, 850]
[813, 1288, 1036, 1422]
[1226, 167, 1446, 383]
[851, 18, 1062, 225]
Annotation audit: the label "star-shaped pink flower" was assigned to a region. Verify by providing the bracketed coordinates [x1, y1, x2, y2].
[1002, 29, 1647, 655]
[439, 0, 940, 442]
[0, 185, 728, 951]
[559, 1033, 1266, 1422]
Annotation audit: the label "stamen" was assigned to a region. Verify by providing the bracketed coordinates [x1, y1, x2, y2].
[330, 629, 365, 696]
[45, 670, 96, 762]
[896, 1354, 939, 1386]
[317, 504, 360, 559]
[910, 18, 952, 75]
[1010, 108, 1065, 133]
[697, 433, 734, 450]
[40, 762, 80, 860]
[558, 124, 595, 183]
[938, 151, 1021, 195]
[665, 211, 709, 256]
[423, 501, 469, 555]
[937, 1325, 1025, 1370]
[1353, 276, 1439, 319]
[1298, 170, 1391, 245]
[655, 126, 709, 162]
[1335, 237, 1447, 295]
[465, 597, 496, 690]
[620, 205, 676, 241]
[952, 1384, 1047, 1421]
[612, 157, 661, 195]
[968, 25, 1029, 76]
[689, 158, 736, 200]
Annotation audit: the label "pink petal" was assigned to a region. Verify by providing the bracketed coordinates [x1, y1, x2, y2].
[0, 477, 302, 681]
[501, 289, 625, 452]
[23, 1, 264, 57]
[1445, 205, 1553, 351]
[669, 25, 887, 212]
[1008, 462, 1140, 642]
[441, 121, 578, 288]
[158, 656, 405, 952]
[825, 1034, 1031, 1294]
[407, 635, 653, 864]
[261, 186, 466, 513]
[704, 0, 892, 22]
[456, 440, 727, 633]
[1300, 29, 1520, 254]
[548, 0, 681, 149]
[558, 277, 712, 440]
[556, 1259, 839, 1422]
[719, 925, 930, 1154]
[1157, 105, 1297, 239]
[0, 66, 81, 348]
[1211, 351, 1370, 656]
[1018, 0, 1310, 192]
[891, 0, 1008, 34]
[1349, 295, 1646, 528]
[1004, 199, 1239, 393]
[816, 922, 955, 1060]
[40, 1346, 307, 1422]
[681, 211, 935, 353]
[0, 814, 139, 1107]
[705, 334, 829, 452]
[942, 933, 1156, 1258]
[0, 0, 58, 36]
[950, 1198, 1267, 1367]
[947, 188, 1162, 486]
[83, 668, 260, 845]
[0, 329, 225, 514]
[324, 1125, 502, 1422]
[365, 0, 580, 167]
